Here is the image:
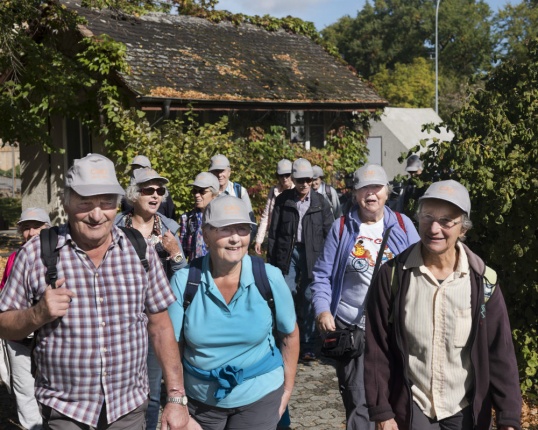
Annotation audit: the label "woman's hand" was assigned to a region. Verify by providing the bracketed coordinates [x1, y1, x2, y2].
[316, 311, 336, 333]
[376, 419, 399, 430]
[162, 230, 180, 255]
[254, 243, 262, 255]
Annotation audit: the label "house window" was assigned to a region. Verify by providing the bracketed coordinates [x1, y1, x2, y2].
[290, 111, 305, 143]
[289, 111, 327, 148]
[65, 118, 92, 168]
[307, 112, 325, 149]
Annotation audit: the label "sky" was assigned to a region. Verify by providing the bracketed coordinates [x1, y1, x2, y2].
[216, 0, 517, 31]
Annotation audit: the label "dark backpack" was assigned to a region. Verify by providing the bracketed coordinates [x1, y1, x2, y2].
[183, 255, 276, 325]
[39, 226, 150, 287]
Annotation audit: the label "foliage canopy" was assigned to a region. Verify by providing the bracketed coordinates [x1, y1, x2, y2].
[414, 37, 538, 396]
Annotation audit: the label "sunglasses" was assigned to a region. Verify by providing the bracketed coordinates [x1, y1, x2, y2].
[191, 188, 210, 195]
[140, 186, 166, 196]
[295, 177, 313, 184]
[278, 173, 291, 178]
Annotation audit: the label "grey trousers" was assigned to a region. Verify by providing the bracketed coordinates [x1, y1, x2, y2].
[411, 402, 473, 430]
[41, 399, 148, 430]
[188, 385, 284, 430]
[335, 318, 374, 430]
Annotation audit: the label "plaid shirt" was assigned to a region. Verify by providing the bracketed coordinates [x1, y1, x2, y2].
[0, 224, 175, 427]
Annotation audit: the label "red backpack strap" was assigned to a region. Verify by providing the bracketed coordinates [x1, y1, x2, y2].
[339, 215, 345, 240]
[395, 212, 406, 233]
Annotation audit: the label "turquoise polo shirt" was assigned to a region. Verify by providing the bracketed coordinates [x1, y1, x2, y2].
[168, 254, 296, 408]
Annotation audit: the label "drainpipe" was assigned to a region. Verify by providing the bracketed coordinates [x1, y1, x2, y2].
[150, 99, 172, 127]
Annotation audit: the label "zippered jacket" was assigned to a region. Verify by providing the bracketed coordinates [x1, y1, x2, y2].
[310, 206, 419, 317]
[267, 189, 333, 278]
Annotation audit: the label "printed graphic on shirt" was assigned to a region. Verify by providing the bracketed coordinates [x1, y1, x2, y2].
[347, 233, 394, 274]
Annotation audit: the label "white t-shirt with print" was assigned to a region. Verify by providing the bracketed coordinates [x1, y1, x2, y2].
[337, 218, 395, 326]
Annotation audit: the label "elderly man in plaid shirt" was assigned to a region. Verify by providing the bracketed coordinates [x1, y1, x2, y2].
[0, 154, 198, 430]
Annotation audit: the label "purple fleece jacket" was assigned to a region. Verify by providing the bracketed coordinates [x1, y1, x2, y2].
[310, 206, 420, 317]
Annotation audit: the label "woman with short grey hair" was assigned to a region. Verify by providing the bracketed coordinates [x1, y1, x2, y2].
[365, 180, 521, 430]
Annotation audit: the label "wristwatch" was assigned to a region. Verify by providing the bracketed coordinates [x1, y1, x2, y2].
[166, 395, 188, 406]
[169, 252, 183, 263]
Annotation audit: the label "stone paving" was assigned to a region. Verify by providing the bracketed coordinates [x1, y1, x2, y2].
[288, 358, 346, 429]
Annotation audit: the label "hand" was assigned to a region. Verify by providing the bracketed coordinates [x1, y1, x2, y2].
[316, 311, 336, 333]
[36, 278, 75, 324]
[162, 231, 180, 255]
[254, 243, 262, 255]
[185, 416, 203, 430]
[278, 387, 293, 417]
[377, 419, 399, 430]
[160, 403, 190, 430]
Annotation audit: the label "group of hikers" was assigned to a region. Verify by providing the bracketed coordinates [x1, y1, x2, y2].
[0, 152, 521, 430]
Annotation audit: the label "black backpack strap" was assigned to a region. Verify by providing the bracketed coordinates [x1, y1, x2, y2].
[251, 256, 275, 317]
[184, 257, 204, 311]
[40, 227, 60, 288]
[325, 184, 333, 202]
[118, 227, 149, 272]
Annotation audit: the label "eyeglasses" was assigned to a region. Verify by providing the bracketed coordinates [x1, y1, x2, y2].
[418, 214, 462, 229]
[140, 186, 166, 196]
[295, 177, 313, 184]
[213, 225, 251, 236]
[191, 188, 210, 196]
[278, 173, 291, 178]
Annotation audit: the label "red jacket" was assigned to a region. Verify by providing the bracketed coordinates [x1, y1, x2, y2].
[365, 243, 522, 430]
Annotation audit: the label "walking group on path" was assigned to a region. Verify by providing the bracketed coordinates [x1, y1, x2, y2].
[0, 152, 521, 430]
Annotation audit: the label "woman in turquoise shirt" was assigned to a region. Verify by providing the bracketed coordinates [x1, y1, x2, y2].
[168, 195, 299, 430]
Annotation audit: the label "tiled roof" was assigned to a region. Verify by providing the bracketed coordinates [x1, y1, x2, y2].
[62, 1, 386, 109]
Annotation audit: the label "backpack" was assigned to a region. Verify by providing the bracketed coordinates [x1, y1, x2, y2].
[325, 184, 333, 202]
[40, 226, 150, 287]
[183, 255, 276, 324]
[232, 182, 243, 199]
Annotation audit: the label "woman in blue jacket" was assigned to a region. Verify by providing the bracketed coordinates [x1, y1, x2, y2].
[310, 164, 419, 430]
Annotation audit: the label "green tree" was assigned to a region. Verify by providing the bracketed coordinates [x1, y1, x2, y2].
[493, 0, 538, 63]
[370, 57, 435, 107]
[417, 37, 538, 395]
[323, 0, 492, 80]
[322, 0, 493, 116]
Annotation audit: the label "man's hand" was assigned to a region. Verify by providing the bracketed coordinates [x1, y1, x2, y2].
[35, 278, 75, 324]
[316, 311, 336, 333]
[377, 419, 399, 430]
[160, 403, 190, 430]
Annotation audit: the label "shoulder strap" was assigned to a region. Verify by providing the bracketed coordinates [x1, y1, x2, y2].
[118, 226, 149, 272]
[395, 212, 406, 233]
[325, 184, 333, 201]
[233, 182, 242, 198]
[251, 256, 275, 317]
[483, 265, 497, 304]
[40, 227, 60, 287]
[184, 257, 204, 311]
[339, 215, 345, 240]
[388, 261, 399, 324]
